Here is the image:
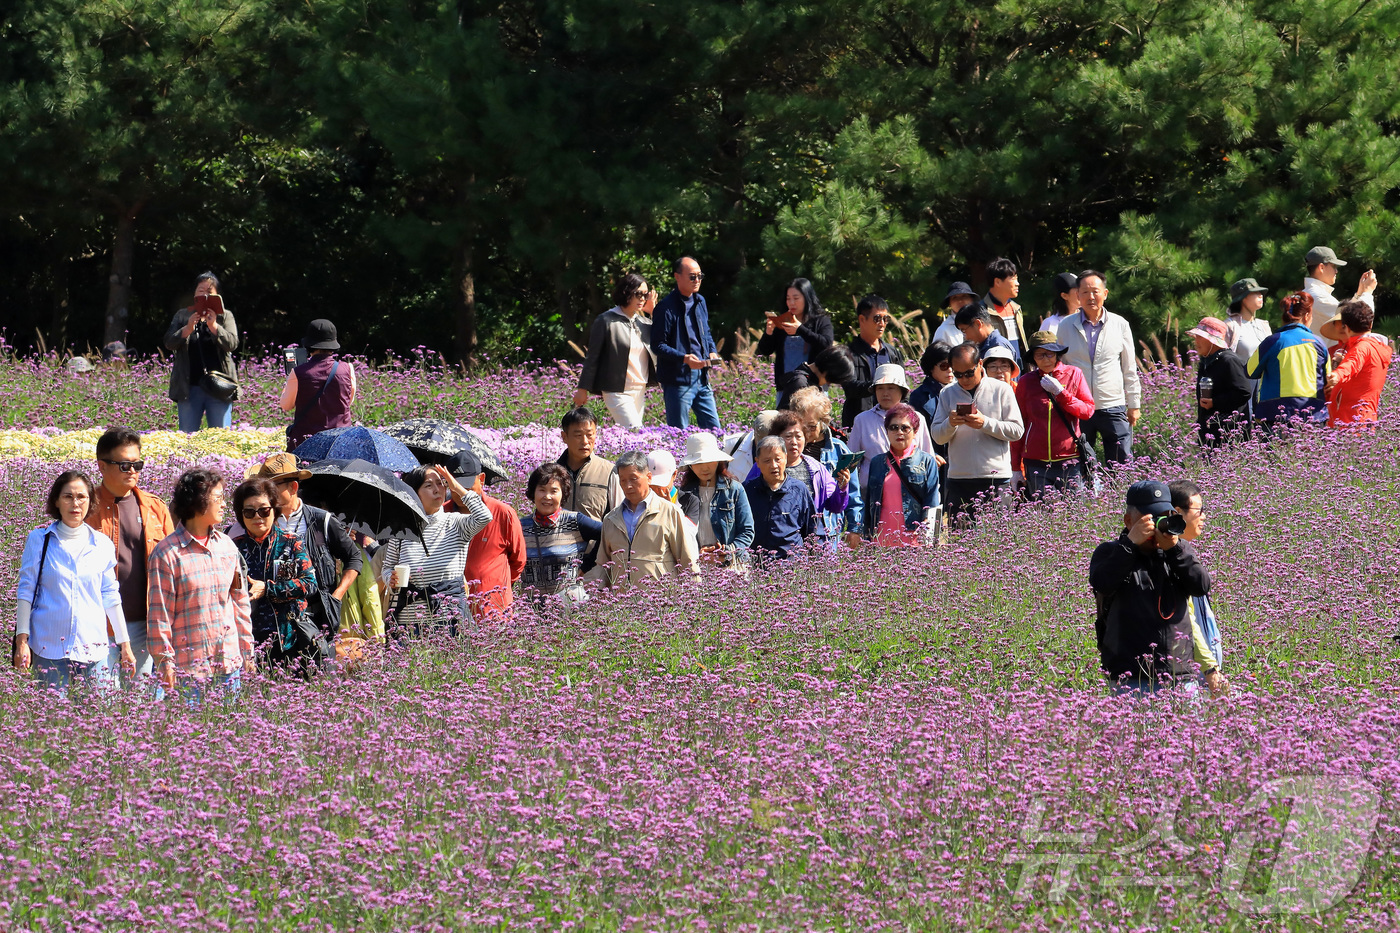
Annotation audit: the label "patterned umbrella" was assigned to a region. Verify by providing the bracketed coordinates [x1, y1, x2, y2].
[297, 459, 427, 541]
[293, 426, 420, 472]
[378, 418, 508, 484]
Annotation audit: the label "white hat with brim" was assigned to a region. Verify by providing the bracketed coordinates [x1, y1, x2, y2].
[871, 362, 910, 392]
[981, 346, 1021, 379]
[678, 432, 733, 468]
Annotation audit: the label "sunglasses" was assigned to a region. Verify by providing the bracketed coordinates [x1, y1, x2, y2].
[683, 273, 705, 282]
[952, 369, 978, 379]
[885, 423, 914, 433]
[241, 506, 275, 519]
[101, 458, 145, 473]
[869, 315, 891, 324]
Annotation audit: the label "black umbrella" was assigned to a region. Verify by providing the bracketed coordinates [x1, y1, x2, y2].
[298, 458, 428, 541]
[378, 418, 509, 485]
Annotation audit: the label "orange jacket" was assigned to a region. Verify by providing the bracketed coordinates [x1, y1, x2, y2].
[1328, 335, 1393, 426]
[85, 484, 176, 635]
[86, 484, 176, 559]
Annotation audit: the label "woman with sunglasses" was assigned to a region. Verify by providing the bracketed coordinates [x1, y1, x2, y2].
[861, 404, 941, 547]
[573, 272, 658, 430]
[230, 478, 322, 668]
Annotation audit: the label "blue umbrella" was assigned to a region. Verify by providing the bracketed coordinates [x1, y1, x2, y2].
[293, 427, 420, 472]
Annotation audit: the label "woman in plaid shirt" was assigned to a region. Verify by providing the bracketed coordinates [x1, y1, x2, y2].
[147, 468, 254, 701]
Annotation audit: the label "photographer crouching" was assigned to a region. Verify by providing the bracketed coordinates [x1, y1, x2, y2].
[1090, 481, 1212, 695]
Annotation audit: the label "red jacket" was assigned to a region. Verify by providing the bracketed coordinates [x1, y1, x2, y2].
[1328, 334, 1392, 426]
[1012, 362, 1096, 465]
[463, 494, 526, 620]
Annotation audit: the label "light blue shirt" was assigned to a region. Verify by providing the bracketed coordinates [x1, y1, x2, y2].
[621, 495, 652, 542]
[16, 523, 122, 663]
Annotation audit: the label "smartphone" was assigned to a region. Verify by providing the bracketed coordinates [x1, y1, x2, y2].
[956, 402, 974, 417]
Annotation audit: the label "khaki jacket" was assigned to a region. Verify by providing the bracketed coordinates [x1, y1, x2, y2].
[164, 307, 240, 402]
[558, 454, 621, 523]
[585, 495, 699, 587]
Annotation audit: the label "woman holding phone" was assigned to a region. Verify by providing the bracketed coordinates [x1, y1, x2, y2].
[165, 271, 240, 433]
[756, 278, 834, 408]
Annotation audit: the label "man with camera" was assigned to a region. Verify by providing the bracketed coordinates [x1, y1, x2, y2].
[1090, 481, 1212, 695]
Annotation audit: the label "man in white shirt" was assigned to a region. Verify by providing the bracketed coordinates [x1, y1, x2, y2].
[1056, 269, 1142, 465]
[1302, 245, 1377, 349]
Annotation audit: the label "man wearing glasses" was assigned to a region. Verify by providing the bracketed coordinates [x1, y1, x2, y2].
[87, 426, 175, 688]
[841, 294, 906, 429]
[930, 343, 1025, 527]
[652, 256, 723, 429]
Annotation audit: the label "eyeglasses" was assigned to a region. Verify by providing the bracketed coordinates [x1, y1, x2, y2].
[683, 273, 705, 282]
[952, 369, 978, 379]
[101, 458, 145, 473]
[869, 315, 891, 324]
[241, 506, 275, 519]
[885, 423, 914, 433]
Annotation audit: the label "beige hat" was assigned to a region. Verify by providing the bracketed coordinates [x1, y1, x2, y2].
[871, 362, 910, 392]
[244, 451, 311, 482]
[677, 432, 733, 468]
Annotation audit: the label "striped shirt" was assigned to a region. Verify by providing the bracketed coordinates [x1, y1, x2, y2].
[379, 493, 492, 586]
[147, 524, 254, 677]
[519, 509, 602, 594]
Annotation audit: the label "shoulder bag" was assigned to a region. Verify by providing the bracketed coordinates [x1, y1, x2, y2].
[1050, 396, 1099, 488]
[194, 317, 239, 402]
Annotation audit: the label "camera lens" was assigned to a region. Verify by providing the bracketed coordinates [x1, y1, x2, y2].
[1156, 513, 1187, 536]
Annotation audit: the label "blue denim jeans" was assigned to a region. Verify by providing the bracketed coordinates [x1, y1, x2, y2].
[177, 384, 234, 433]
[109, 621, 156, 691]
[1080, 405, 1133, 465]
[157, 668, 242, 707]
[33, 654, 115, 695]
[1023, 459, 1085, 500]
[661, 372, 721, 429]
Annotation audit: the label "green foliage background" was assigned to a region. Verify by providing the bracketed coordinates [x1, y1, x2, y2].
[3, 0, 1399, 362]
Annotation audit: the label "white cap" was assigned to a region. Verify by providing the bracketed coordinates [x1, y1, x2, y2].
[646, 449, 678, 487]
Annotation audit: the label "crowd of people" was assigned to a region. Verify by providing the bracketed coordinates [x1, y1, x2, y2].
[11, 246, 1393, 701]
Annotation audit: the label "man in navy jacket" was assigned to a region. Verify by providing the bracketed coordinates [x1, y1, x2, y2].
[651, 256, 723, 429]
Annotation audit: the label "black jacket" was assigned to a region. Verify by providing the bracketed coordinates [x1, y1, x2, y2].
[301, 504, 365, 635]
[1196, 348, 1252, 446]
[755, 313, 834, 394]
[1090, 531, 1211, 680]
[840, 337, 905, 428]
[577, 308, 657, 394]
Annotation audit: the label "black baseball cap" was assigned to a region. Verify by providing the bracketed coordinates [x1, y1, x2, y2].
[444, 449, 483, 482]
[1125, 480, 1175, 518]
[1053, 272, 1079, 294]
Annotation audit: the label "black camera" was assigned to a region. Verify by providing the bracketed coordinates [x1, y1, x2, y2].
[1155, 513, 1187, 536]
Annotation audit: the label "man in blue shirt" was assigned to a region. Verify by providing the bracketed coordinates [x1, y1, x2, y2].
[954, 304, 1020, 367]
[651, 256, 723, 429]
[743, 436, 815, 560]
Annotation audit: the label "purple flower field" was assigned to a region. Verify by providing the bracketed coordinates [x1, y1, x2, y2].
[1, 350, 1399, 930]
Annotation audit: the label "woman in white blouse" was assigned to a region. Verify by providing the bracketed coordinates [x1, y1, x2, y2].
[14, 471, 135, 692]
[380, 463, 491, 638]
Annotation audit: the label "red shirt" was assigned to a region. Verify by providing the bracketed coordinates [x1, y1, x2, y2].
[1328, 334, 1392, 426]
[463, 495, 526, 620]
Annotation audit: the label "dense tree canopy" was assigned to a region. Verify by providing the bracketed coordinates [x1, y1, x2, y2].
[2, 0, 1397, 362]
